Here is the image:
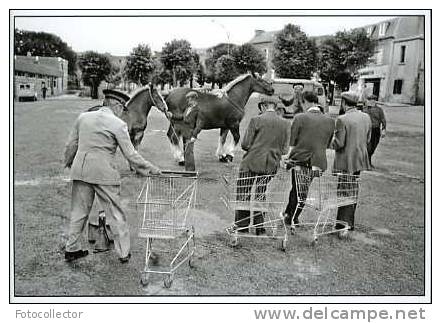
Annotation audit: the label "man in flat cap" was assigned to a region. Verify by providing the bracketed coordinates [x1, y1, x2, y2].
[364, 94, 387, 168]
[235, 95, 290, 235]
[282, 91, 335, 227]
[331, 91, 371, 236]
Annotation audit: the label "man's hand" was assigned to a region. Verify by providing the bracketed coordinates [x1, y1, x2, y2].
[166, 111, 173, 119]
[149, 167, 162, 175]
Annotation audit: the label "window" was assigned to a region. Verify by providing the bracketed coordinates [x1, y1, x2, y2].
[393, 79, 403, 94]
[19, 84, 24, 89]
[400, 45, 406, 63]
[263, 48, 269, 60]
[316, 87, 324, 96]
[53, 80, 57, 88]
[376, 49, 384, 65]
[378, 22, 388, 37]
[25, 84, 30, 89]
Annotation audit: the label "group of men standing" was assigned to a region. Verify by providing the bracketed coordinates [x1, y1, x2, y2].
[62, 83, 386, 263]
[234, 86, 387, 236]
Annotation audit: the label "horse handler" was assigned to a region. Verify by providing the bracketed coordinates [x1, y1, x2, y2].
[63, 103, 162, 263]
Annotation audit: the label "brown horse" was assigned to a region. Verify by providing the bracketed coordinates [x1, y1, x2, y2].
[165, 73, 274, 169]
[88, 84, 168, 151]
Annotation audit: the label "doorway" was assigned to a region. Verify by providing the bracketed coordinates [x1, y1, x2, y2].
[364, 78, 381, 98]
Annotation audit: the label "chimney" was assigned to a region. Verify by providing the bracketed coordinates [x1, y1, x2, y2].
[255, 29, 265, 37]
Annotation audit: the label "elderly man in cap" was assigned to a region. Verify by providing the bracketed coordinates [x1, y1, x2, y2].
[64, 99, 162, 263]
[364, 94, 387, 168]
[234, 95, 290, 235]
[332, 92, 371, 236]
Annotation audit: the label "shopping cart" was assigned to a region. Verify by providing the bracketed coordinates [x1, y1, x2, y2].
[222, 168, 290, 251]
[136, 170, 197, 288]
[290, 165, 360, 243]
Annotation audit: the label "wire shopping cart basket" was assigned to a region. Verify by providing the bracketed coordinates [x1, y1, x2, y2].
[222, 168, 291, 251]
[290, 165, 360, 244]
[136, 170, 197, 288]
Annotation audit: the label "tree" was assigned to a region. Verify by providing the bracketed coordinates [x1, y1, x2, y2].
[151, 56, 172, 90]
[14, 29, 77, 75]
[124, 44, 155, 86]
[232, 43, 267, 75]
[160, 39, 197, 86]
[205, 43, 237, 87]
[317, 29, 377, 98]
[105, 64, 123, 89]
[215, 54, 239, 87]
[78, 51, 112, 99]
[272, 24, 318, 79]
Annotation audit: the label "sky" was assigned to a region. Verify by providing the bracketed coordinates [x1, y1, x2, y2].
[14, 15, 396, 56]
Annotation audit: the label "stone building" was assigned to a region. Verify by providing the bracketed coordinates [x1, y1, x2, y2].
[13, 54, 68, 100]
[248, 16, 425, 105]
[357, 16, 424, 105]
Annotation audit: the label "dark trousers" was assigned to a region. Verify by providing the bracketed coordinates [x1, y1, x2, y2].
[284, 167, 319, 223]
[335, 171, 360, 230]
[235, 170, 273, 230]
[368, 127, 381, 164]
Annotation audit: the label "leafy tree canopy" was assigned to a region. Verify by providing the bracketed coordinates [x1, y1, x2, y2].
[272, 24, 318, 79]
[232, 43, 267, 75]
[14, 29, 77, 75]
[124, 44, 155, 85]
[215, 54, 239, 86]
[78, 51, 112, 98]
[160, 39, 198, 86]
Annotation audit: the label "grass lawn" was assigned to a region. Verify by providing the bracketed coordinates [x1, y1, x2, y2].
[12, 97, 426, 296]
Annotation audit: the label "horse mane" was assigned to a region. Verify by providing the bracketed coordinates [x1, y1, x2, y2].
[223, 74, 252, 94]
[125, 86, 150, 106]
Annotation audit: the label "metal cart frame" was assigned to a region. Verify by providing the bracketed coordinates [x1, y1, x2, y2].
[290, 165, 360, 243]
[222, 169, 290, 251]
[136, 170, 197, 288]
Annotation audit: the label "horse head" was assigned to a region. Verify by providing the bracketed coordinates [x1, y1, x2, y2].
[149, 83, 169, 113]
[250, 72, 274, 96]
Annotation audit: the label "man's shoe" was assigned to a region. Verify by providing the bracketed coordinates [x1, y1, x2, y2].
[119, 253, 131, 263]
[65, 250, 89, 262]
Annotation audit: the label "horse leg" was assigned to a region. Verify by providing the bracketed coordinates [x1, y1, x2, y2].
[225, 125, 241, 163]
[167, 124, 185, 166]
[183, 136, 196, 171]
[216, 128, 229, 162]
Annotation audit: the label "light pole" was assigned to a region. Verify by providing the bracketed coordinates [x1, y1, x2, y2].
[211, 19, 231, 56]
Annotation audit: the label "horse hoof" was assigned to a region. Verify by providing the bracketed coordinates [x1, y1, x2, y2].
[178, 161, 185, 166]
[225, 155, 234, 163]
[219, 156, 228, 163]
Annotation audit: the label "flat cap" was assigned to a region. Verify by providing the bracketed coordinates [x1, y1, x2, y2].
[341, 91, 359, 106]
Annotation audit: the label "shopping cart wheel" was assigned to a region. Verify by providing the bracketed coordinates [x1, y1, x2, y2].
[164, 274, 173, 288]
[338, 229, 349, 240]
[140, 273, 149, 287]
[310, 237, 318, 246]
[228, 236, 239, 248]
[188, 258, 194, 268]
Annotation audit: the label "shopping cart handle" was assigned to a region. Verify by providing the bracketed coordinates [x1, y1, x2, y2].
[156, 170, 198, 178]
[221, 175, 229, 185]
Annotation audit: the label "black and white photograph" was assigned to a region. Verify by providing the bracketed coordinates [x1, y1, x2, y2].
[10, 8, 431, 307]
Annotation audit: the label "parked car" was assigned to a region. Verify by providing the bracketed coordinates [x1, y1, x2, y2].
[264, 78, 328, 118]
[17, 83, 37, 102]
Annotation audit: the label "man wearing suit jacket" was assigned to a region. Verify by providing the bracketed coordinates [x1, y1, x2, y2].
[235, 97, 290, 235]
[332, 92, 371, 235]
[64, 103, 161, 262]
[282, 91, 335, 226]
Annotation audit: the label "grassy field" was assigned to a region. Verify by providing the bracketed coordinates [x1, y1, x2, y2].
[13, 96, 426, 297]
